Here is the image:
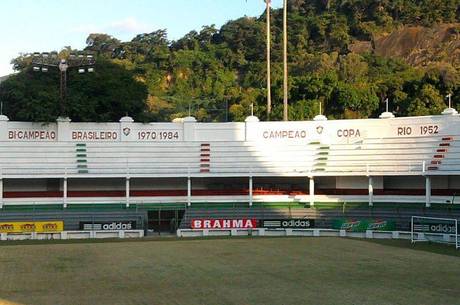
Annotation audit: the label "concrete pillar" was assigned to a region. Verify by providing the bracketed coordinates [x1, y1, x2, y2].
[0, 177, 3, 209]
[425, 176, 431, 208]
[244, 115, 260, 141]
[187, 176, 191, 207]
[126, 177, 130, 208]
[119, 116, 134, 142]
[249, 176, 253, 207]
[56, 116, 71, 141]
[0, 114, 9, 141]
[368, 176, 373, 207]
[63, 178, 68, 208]
[183, 117, 197, 141]
[309, 177, 315, 207]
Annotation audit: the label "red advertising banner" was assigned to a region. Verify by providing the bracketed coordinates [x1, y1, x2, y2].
[191, 219, 258, 229]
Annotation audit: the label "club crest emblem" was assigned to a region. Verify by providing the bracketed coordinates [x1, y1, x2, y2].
[316, 126, 324, 134]
[123, 127, 131, 136]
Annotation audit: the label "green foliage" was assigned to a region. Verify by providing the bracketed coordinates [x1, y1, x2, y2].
[1, 0, 459, 122]
[0, 59, 148, 122]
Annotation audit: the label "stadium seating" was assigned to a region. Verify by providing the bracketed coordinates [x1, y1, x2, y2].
[0, 134, 458, 176]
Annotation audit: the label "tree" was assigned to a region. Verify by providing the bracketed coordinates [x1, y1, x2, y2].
[3, 0, 460, 122]
[0, 58, 148, 122]
[85, 34, 121, 56]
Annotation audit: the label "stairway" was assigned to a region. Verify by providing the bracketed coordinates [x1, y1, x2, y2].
[76, 143, 88, 174]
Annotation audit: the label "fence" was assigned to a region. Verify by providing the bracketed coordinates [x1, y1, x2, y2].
[0, 230, 144, 241]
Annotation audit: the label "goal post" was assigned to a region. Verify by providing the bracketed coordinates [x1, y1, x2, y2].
[411, 216, 459, 249]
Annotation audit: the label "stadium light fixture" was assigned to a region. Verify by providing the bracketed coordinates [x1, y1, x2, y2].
[31, 51, 96, 117]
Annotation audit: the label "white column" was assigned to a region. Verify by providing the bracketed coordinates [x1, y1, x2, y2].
[368, 176, 373, 207]
[187, 176, 191, 207]
[126, 177, 130, 208]
[63, 178, 68, 208]
[0, 177, 3, 209]
[56, 116, 71, 141]
[183, 117, 197, 141]
[0, 115, 9, 141]
[309, 177, 315, 207]
[249, 176, 253, 207]
[425, 176, 431, 208]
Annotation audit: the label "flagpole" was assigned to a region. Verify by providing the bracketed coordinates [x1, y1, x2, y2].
[265, 0, 272, 120]
[447, 94, 452, 109]
[282, 0, 288, 121]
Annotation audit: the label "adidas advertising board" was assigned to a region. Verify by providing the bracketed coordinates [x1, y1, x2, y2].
[261, 219, 314, 229]
[79, 221, 136, 231]
[412, 221, 459, 234]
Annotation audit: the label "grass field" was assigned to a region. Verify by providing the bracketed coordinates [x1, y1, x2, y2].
[0, 237, 459, 305]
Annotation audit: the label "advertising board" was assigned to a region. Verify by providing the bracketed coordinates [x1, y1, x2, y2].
[191, 219, 257, 229]
[79, 221, 137, 231]
[261, 219, 314, 229]
[0, 221, 64, 233]
[332, 219, 395, 232]
[412, 219, 458, 234]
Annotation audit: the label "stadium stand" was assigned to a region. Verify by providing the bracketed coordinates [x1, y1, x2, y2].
[0, 110, 459, 233]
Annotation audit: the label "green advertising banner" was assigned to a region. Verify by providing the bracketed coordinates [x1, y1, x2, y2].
[332, 219, 396, 232]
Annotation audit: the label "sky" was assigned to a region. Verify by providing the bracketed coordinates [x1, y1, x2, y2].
[0, 0, 283, 76]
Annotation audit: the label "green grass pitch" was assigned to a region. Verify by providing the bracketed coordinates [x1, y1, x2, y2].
[0, 237, 459, 305]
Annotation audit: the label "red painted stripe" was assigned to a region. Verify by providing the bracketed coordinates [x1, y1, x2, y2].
[200, 159, 210, 162]
[431, 161, 441, 165]
[434, 154, 444, 159]
[200, 148, 210, 152]
[131, 190, 187, 196]
[200, 153, 210, 157]
[427, 166, 438, 170]
[6, 188, 460, 198]
[439, 143, 450, 147]
[200, 143, 210, 147]
[200, 169, 210, 172]
[442, 137, 453, 141]
[3, 191, 63, 198]
[437, 149, 447, 153]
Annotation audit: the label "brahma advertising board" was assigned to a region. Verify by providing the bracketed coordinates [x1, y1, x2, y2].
[191, 219, 257, 229]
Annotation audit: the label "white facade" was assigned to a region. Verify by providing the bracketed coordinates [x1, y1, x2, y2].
[0, 114, 459, 178]
[0, 113, 459, 207]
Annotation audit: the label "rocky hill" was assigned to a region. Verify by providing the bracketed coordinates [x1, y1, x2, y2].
[372, 24, 460, 67]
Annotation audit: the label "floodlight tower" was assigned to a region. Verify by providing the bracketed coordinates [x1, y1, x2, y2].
[32, 52, 96, 117]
